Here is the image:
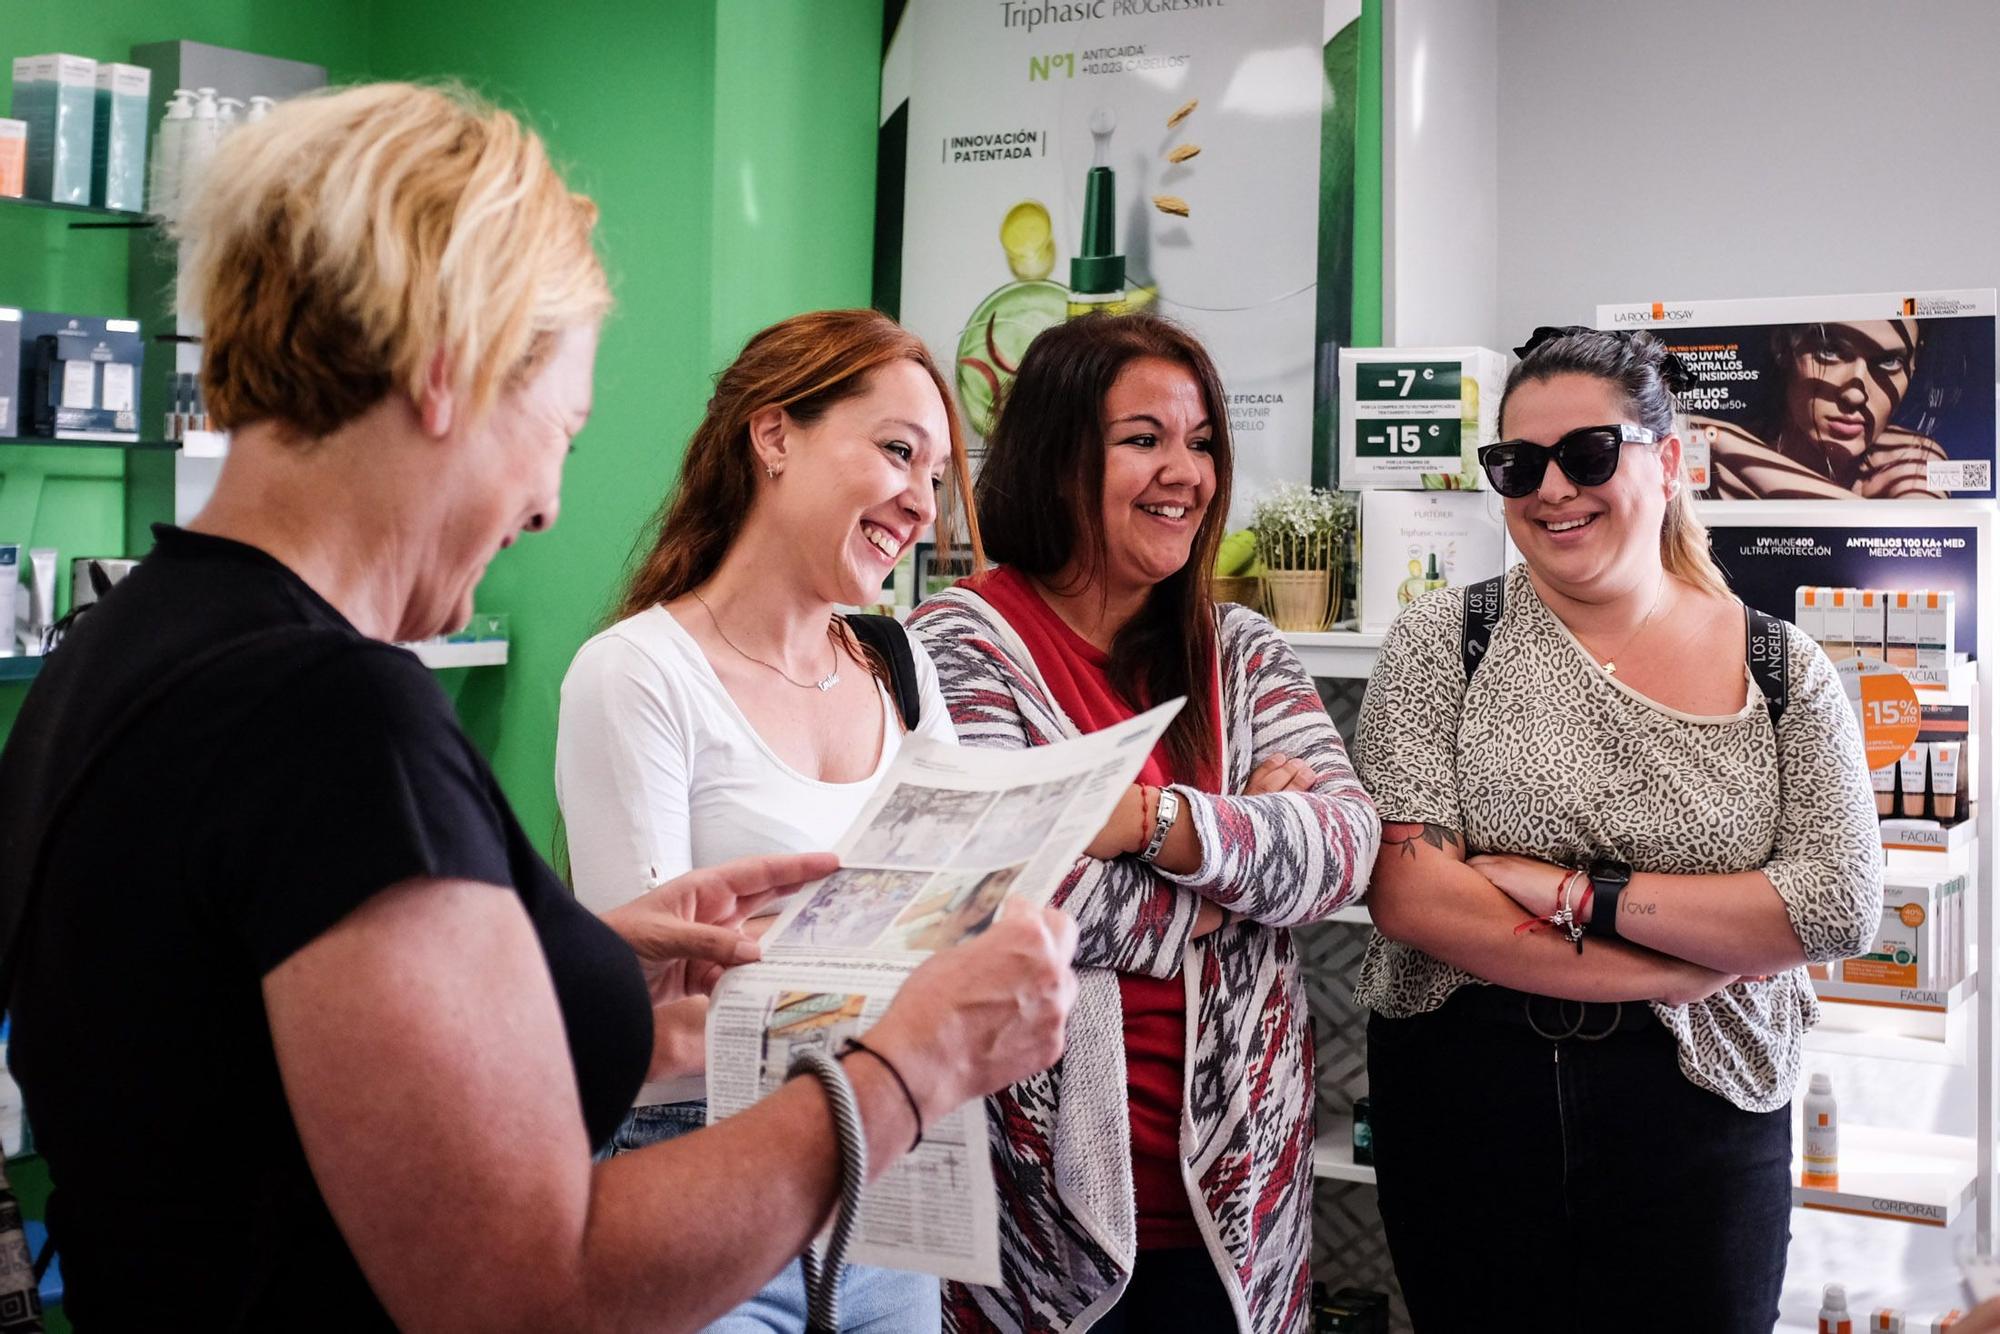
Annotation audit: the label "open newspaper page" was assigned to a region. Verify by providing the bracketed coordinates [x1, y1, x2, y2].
[704, 698, 1182, 1283]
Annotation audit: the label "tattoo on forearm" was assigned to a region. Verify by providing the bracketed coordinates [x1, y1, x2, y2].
[1384, 823, 1460, 860]
[1621, 898, 1658, 917]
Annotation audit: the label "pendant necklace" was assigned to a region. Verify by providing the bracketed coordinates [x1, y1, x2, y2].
[694, 591, 842, 691]
[1594, 575, 1669, 676]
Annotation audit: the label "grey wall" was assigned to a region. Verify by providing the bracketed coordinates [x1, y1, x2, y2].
[1495, 0, 2000, 347]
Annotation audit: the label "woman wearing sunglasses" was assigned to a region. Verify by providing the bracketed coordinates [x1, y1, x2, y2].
[1351, 327, 1880, 1331]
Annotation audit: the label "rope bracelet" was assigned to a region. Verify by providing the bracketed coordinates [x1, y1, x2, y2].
[786, 1047, 868, 1334]
[839, 1037, 924, 1152]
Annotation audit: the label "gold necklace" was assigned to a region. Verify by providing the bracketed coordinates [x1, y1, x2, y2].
[1594, 575, 1669, 676]
[693, 591, 842, 691]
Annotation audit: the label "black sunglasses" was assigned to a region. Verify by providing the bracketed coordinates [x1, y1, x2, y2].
[1477, 423, 1658, 498]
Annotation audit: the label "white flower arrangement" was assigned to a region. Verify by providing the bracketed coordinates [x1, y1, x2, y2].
[1251, 484, 1356, 572]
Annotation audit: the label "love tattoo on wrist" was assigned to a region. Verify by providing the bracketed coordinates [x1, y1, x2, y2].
[1384, 823, 1459, 859]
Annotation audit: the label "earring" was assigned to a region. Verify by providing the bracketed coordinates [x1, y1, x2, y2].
[766, 464, 779, 479]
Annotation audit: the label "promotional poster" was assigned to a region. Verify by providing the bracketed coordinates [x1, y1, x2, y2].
[1704, 517, 1980, 653]
[1595, 290, 1997, 502]
[1337, 345, 1504, 489]
[1358, 490, 1507, 632]
[889, 0, 1351, 522]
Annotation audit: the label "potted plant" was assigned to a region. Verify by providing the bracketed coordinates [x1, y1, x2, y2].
[1250, 484, 1354, 631]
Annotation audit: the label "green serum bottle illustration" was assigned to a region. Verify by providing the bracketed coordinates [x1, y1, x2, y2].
[1068, 107, 1140, 318]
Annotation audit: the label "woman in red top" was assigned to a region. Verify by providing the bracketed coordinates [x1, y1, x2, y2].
[911, 313, 1378, 1332]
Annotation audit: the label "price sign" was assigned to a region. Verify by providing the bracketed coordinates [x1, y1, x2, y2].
[1842, 660, 1922, 770]
[1354, 418, 1462, 460]
[1354, 360, 1461, 402]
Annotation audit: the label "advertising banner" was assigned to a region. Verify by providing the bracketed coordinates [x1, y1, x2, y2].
[896, 0, 1332, 522]
[1595, 290, 1997, 501]
[1704, 517, 1979, 653]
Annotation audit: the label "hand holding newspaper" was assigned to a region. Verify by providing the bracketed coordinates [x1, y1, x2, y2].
[704, 698, 1183, 1283]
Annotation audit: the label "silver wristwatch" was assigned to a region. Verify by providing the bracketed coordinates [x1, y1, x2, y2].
[1138, 786, 1180, 864]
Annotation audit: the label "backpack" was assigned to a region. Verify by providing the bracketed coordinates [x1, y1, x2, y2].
[844, 614, 922, 729]
[1459, 575, 1788, 725]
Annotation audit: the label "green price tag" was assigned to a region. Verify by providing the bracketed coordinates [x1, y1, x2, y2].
[1354, 360, 1462, 402]
[1355, 418, 1462, 459]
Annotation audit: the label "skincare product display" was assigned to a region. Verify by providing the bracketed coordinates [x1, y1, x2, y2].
[1357, 490, 1507, 632]
[1793, 584, 1975, 837]
[16, 310, 143, 442]
[90, 62, 151, 212]
[165, 370, 209, 441]
[1797, 586, 1960, 670]
[1822, 1284, 1853, 1334]
[1802, 1072, 1839, 1189]
[1819, 873, 1970, 997]
[0, 306, 19, 437]
[68, 556, 138, 611]
[15, 547, 57, 656]
[0, 118, 24, 197]
[9, 53, 98, 204]
[0, 546, 19, 657]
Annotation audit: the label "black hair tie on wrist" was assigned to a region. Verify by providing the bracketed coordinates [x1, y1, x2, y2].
[841, 1037, 924, 1153]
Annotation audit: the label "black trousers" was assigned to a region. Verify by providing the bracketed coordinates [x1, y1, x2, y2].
[1093, 1247, 1239, 1333]
[1367, 987, 1791, 1334]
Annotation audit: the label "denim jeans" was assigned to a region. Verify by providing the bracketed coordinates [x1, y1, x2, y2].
[1366, 988, 1791, 1333]
[607, 1102, 943, 1334]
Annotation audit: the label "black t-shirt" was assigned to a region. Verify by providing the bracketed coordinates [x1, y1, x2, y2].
[0, 526, 650, 1330]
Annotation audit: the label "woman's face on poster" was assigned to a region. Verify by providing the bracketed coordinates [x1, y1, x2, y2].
[1782, 319, 1918, 467]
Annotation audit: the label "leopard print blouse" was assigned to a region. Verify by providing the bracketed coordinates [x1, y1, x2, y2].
[1352, 562, 1882, 1112]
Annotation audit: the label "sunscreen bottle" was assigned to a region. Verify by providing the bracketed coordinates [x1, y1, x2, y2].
[1821, 1283, 1853, 1334]
[1803, 1072, 1838, 1189]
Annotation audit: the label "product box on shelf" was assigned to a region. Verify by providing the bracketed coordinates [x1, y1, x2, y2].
[1833, 875, 1967, 994]
[90, 63, 150, 212]
[0, 307, 19, 437]
[10, 53, 98, 204]
[1705, 517, 1980, 681]
[1596, 289, 1997, 500]
[1337, 346, 1505, 490]
[16, 310, 142, 441]
[1358, 490, 1507, 632]
[0, 118, 25, 197]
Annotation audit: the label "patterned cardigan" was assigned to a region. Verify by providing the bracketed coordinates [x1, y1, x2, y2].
[909, 586, 1380, 1334]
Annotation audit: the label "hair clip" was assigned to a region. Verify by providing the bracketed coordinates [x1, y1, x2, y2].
[1511, 324, 1596, 360]
[1658, 351, 1701, 394]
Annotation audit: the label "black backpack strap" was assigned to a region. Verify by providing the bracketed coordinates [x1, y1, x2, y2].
[1745, 605, 1788, 725]
[1461, 576, 1506, 681]
[845, 614, 921, 730]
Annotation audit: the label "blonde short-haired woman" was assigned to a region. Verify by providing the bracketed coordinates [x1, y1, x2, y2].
[0, 83, 1077, 1331]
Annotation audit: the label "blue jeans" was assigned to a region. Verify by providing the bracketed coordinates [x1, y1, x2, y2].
[607, 1101, 942, 1334]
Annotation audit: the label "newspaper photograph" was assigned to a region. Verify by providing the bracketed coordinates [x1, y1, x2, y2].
[704, 699, 1182, 1283]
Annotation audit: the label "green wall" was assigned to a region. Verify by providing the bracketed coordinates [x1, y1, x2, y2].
[1, 0, 888, 846]
[368, 0, 887, 847]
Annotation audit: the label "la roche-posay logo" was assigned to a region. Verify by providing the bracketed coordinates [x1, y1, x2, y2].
[1609, 301, 1695, 325]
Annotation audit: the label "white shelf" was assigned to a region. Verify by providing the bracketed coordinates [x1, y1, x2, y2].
[1316, 1117, 1977, 1226]
[1312, 1119, 1376, 1185]
[404, 639, 509, 669]
[1281, 629, 1384, 680]
[1790, 1121, 1978, 1226]
[1330, 903, 1371, 926]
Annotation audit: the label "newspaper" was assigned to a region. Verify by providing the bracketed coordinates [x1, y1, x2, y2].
[704, 698, 1182, 1283]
